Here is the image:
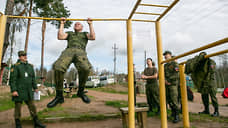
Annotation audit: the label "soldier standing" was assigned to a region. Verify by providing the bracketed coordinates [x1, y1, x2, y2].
[10, 51, 46, 128]
[141, 58, 160, 114]
[47, 17, 95, 108]
[198, 56, 219, 117]
[163, 51, 180, 123]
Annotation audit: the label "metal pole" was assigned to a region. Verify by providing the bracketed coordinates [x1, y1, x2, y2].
[144, 50, 146, 69]
[179, 64, 190, 128]
[126, 19, 135, 128]
[0, 15, 7, 68]
[112, 43, 118, 83]
[155, 21, 167, 128]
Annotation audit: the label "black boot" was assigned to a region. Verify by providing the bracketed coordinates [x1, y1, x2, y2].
[15, 119, 22, 128]
[156, 106, 160, 115]
[33, 116, 46, 128]
[172, 110, 180, 123]
[77, 87, 90, 104]
[47, 90, 64, 108]
[211, 111, 219, 117]
[199, 107, 210, 115]
[199, 110, 210, 114]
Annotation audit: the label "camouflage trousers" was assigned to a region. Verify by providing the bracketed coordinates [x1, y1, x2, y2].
[146, 83, 160, 111]
[201, 86, 218, 112]
[53, 48, 92, 91]
[166, 84, 179, 111]
[14, 100, 37, 119]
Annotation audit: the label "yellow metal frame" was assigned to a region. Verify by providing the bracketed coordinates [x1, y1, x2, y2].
[5, 1, 228, 128]
[163, 40, 228, 128]
[0, 15, 7, 68]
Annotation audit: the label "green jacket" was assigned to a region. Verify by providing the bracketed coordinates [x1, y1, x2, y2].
[9, 60, 37, 102]
[164, 61, 179, 85]
[185, 53, 216, 93]
[66, 31, 88, 50]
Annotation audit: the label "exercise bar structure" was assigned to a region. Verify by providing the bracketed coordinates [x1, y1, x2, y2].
[162, 37, 228, 128]
[6, 0, 228, 128]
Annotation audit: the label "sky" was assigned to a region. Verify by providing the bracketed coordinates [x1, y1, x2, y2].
[1, 0, 228, 74]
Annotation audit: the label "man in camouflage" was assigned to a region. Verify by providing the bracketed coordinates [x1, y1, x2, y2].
[10, 51, 46, 128]
[163, 51, 180, 123]
[141, 58, 160, 114]
[47, 17, 95, 108]
[199, 58, 219, 116]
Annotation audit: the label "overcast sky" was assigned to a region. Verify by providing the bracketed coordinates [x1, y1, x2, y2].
[1, 0, 228, 73]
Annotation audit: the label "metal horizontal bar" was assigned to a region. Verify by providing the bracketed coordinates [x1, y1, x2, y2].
[7, 15, 127, 21]
[128, 0, 142, 19]
[135, 12, 161, 15]
[139, 4, 169, 8]
[161, 37, 228, 64]
[179, 49, 228, 65]
[156, 0, 180, 21]
[132, 19, 156, 22]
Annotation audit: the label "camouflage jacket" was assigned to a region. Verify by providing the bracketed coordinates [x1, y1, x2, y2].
[164, 61, 179, 84]
[66, 31, 89, 51]
[185, 53, 216, 93]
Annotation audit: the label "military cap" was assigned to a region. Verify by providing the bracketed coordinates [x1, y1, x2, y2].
[18, 51, 27, 57]
[163, 51, 172, 56]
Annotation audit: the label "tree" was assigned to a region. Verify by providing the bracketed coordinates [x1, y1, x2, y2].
[32, 0, 71, 85]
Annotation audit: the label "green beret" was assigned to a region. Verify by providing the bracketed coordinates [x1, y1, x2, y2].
[163, 51, 172, 56]
[18, 51, 27, 57]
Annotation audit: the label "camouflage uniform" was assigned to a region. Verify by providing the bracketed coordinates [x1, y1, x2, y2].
[185, 52, 219, 116]
[164, 61, 179, 113]
[53, 31, 92, 92]
[144, 67, 160, 111]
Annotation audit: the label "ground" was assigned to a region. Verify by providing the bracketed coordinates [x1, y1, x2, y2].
[0, 84, 228, 128]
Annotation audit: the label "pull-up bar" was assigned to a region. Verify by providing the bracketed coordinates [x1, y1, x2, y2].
[135, 12, 161, 16]
[139, 4, 169, 8]
[161, 37, 228, 64]
[179, 49, 228, 65]
[156, 0, 179, 21]
[6, 14, 156, 22]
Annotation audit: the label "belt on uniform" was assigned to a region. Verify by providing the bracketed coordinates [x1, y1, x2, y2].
[67, 46, 84, 49]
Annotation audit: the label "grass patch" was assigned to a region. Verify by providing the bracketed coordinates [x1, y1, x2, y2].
[0, 92, 14, 112]
[105, 100, 128, 108]
[89, 87, 128, 94]
[189, 112, 228, 123]
[22, 105, 120, 123]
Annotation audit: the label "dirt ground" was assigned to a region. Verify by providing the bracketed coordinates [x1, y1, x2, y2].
[0, 85, 228, 128]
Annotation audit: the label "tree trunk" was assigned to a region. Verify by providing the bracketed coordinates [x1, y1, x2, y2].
[41, 20, 46, 86]
[24, 0, 33, 52]
[6, 24, 16, 85]
[2, 0, 15, 60]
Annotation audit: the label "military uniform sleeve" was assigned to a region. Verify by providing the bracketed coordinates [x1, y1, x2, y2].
[31, 65, 38, 90]
[66, 31, 72, 40]
[172, 62, 179, 72]
[84, 32, 89, 39]
[9, 65, 18, 92]
[154, 67, 158, 74]
[209, 59, 216, 80]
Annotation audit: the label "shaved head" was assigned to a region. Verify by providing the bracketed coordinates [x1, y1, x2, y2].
[74, 22, 83, 32]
